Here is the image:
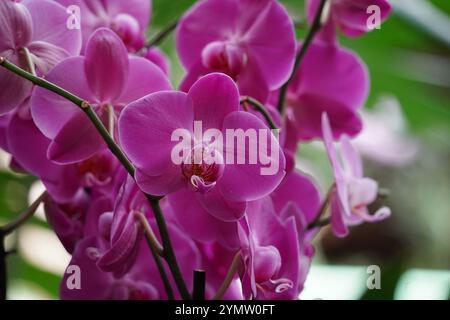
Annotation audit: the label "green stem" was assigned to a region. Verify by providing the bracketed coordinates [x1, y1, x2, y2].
[144, 20, 178, 49]
[0, 191, 47, 300]
[277, 0, 328, 114]
[0, 56, 190, 300]
[21, 47, 36, 76]
[213, 251, 242, 300]
[147, 196, 191, 300]
[0, 235, 5, 300]
[240, 96, 278, 131]
[135, 213, 174, 300]
[1, 192, 47, 235]
[307, 185, 333, 230]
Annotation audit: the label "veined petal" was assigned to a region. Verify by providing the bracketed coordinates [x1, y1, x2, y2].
[0, 0, 32, 51]
[24, 0, 81, 56]
[196, 187, 246, 222]
[47, 111, 106, 164]
[168, 188, 240, 249]
[220, 112, 286, 202]
[119, 91, 193, 176]
[118, 56, 172, 105]
[85, 28, 129, 102]
[189, 73, 240, 131]
[31, 57, 94, 139]
[243, 0, 296, 90]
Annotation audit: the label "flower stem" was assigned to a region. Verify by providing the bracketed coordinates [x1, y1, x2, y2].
[0, 237, 5, 300]
[144, 20, 178, 49]
[135, 212, 174, 300]
[135, 212, 164, 256]
[0, 191, 47, 300]
[240, 96, 278, 131]
[307, 185, 333, 230]
[213, 251, 242, 300]
[277, 0, 328, 114]
[193, 270, 206, 300]
[147, 196, 191, 300]
[0, 57, 190, 300]
[21, 47, 36, 76]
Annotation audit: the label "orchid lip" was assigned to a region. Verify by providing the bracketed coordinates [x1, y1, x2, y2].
[181, 144, 224, 193]
[201, 41, 248, 79]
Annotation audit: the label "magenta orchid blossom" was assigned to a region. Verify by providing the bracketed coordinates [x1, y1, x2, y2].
[31, 28, 171, 164]
[6, 106, 125, 203]
[322, 113, 391, 237]
[307, 0, 392, 42]
[0, 0, 81, 114]
[271, 40, 368, 141]
[239, 199, 301, 300]
[119, 73, 286, 245]
[56, 0, 151, 52]
[176, 0, 296, 103]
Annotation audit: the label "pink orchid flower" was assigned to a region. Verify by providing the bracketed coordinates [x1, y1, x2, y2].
[119, 73, 285, 247]
[307, 0, 392, 42]
[197, 242, 244, 300]
[322, 113, 391, 237]
[143, 47, 171, 76]
[31, 28, 171, 164]
[56, 0, 151, 52]
[43, 191, 93, 253]
[271, 40, 368, 141]
[96, 177, 149, 278]
[61, 213, 201, 300]
[0, 0, 81, 114]
[6, 106, 126, 203]
[270, 171, 322, 294]
[239, 199, 300, 300]
[176, 0, 296, 103]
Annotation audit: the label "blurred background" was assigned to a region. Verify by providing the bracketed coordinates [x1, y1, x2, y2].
[0, 0, 448, 300]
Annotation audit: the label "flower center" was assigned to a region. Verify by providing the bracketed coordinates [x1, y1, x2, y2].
[201, 41, 247, 80]
[110, 14, 143, 50]
[181, 144, 224, 193]
[77, 152, 116, 188]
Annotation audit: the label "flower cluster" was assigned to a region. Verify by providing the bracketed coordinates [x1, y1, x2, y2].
[0, 0, 392, 300]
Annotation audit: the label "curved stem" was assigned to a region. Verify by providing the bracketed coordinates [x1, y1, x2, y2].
[308, 217, 331, 229]
[135, 212, 164, 256]
[213, 251, 242, 300]
[1, 191, 47, 235]
[0, 236, 5, 300]
[143, 20, 178, 49]
[0, 57, 189, 299]
[135, 212, 174, 300]
[307, 185, 333, 230]
[277, 0, 328, 114]
[0, 191, 47, 300]
[240, 96, 278, 131]
[147, 196, 191, 300]
[21, 47, 36, 76]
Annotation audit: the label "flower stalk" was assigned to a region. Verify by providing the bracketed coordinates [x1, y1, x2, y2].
[0, 191, 47, 300]
[277, 0, 328, 114]
[143, 19, 178, 49]
[135, 212, 174, 300]
[213, 251, 242, 300]
[240, 96, 278, 131]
